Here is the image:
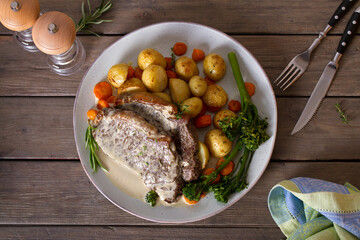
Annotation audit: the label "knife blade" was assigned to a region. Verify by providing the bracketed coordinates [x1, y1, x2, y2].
[291, 6, 360, 135]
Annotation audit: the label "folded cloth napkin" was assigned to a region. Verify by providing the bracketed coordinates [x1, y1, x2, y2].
[268, 177, 360, 240]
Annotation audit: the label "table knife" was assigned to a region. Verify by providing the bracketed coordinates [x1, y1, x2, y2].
[291, 6, 360, 135]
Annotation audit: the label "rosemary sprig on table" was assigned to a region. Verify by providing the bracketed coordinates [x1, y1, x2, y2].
[85, 123, 107, 172]
[76, 0, 113, 36]
[335, 103, 349, 124]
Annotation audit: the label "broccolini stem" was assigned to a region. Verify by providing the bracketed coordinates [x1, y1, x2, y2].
[228, 52, 251, 109]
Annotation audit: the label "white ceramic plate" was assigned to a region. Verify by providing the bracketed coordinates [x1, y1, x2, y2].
[73, 22, 277, 223]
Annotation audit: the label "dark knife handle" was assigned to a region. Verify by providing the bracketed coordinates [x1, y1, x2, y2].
[337, 7, 360, 54]
[328, 0, 357, 27]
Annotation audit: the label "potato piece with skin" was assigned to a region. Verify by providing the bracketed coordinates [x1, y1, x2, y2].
[108, 63, 129, 88]
[169, 78, 191, 103]
[213, 109, 236, 129]
[205, 129, 232, 158]
[138, 48, 167, 70]
[189, 76, 207, 97]
[175, 56, 199, 82]
[198, 142, 210, 169]
[202, 84, 228, 107]
[182, 97, 203, 118]
[152, 92, 171, 102]
[117, 77, 147, 95]
[141, 65, 168, 92]
[203, 53, 226, 81]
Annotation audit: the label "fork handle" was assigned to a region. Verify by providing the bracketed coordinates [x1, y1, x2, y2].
[328, 0, 357, 27]
[337, 7, 360, 54]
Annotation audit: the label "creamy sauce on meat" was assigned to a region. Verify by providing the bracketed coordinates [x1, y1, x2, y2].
[98, 148, 187, 207]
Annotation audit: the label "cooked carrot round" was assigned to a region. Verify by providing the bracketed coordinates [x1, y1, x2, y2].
[192, 49, 205, 61]
[94, 81, 113, 100]
[173, 42, 187, 56]
[202, 168, 220, 184]
[184, 195, 198, 204]
[216, 158, 235, 176]
[87, 109, 98, 120]
[195, 115, 212, 128]
[228, 100, 241, 112]
[97, 99, 110, 109]
[134, 67, 143, 80]
[245, 82, 255, 97]
[106, 95, 116, 104]
[127, 66, 135, 79]
[165, 57, 174, 70]
[166, 70, 177, 79]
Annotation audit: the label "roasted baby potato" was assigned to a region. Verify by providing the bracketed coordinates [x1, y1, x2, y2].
[141, 65, 168, 92]
[174, 56, 199, 81]
[117, 77, 147, 95]
[189, 76, 207, 97]
[202, 84, 228, 107]
[198, 141, 210, 169]
[107, 63, 129, 88]
[205, 129, 232, 158]
[137, 48, 167, 70]
[213, 109, 236, 129]
[152, 92, 171, 102]
[203, 53, 226, 81]
[169, 78, 191, 103]
[182, 97, 203, 118]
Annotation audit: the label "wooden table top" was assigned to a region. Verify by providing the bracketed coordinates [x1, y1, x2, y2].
[1, 0, 359, 239]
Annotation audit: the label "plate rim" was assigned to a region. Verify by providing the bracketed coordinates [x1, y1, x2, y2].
[73, 21, 278, 223]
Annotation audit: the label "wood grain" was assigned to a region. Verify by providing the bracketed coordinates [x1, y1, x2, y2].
[0, 97, 359, 160]
[1, 35, 360, 97]
[0, 160, 358, 226]
[1, 0, 359, 35]
[0, 226, 284, 239]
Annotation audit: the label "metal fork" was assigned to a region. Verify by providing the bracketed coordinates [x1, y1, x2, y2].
[274, 0, 357, 90]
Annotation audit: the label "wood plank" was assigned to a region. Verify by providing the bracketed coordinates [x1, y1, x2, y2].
[1, 35, 360, 97]
[1, 97, 359, 160]
[0, 160, 358, 226]
[0, 226, 284, 239]
[0, 0, 358, 35]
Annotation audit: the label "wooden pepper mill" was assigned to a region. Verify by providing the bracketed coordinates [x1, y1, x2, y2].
[32, 11, 86, 76]
[0, 0, 40, 52]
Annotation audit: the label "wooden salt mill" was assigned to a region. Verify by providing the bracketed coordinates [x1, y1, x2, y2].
[0, 0, 40, 52]
[32, 11, 86, 76]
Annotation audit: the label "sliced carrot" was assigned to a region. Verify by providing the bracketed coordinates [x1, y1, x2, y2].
[97, 99, 110, 109]
[198, 104, 207, 117]
[184, 195, 198, 204]
[166, 70, 177, 79]
[173, 42, 187, 56]
[203, 168, 220, 184]
[127, 66, 135, 79]
[192, 49, 205, 61]
[207, 105, 222, 113]
[107, 95, 116, 104]
[228, 100, 241, 113]
[134, 67, 143, 80]
[165, 57, 174, 70]
[87, 109, 98, 120]
[195, 115, 212, 128]
[204, 77, 215, 86]
[245, 82, 255, 97]
[94, 81, 113, 100]
[216, 158, 235, 176]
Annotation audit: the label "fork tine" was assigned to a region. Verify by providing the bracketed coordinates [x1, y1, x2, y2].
[282, 70, 304, 90]
[276, 65, 296, 86]
[274, 63, 293, 83]
[280, 68, 301, 89]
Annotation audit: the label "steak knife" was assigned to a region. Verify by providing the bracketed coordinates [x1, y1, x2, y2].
[291, 6, 360, 135]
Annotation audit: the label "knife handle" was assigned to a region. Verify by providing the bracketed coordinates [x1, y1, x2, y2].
[337, 7, 360, 54]
[328, 0, 357, 27]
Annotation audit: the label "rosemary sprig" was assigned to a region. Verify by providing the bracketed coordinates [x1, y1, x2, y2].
[174, 102, 189, 119]
[85, 123, 108, 172]
[76, 0, 113, 37]
[335, 103, 349, 124]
